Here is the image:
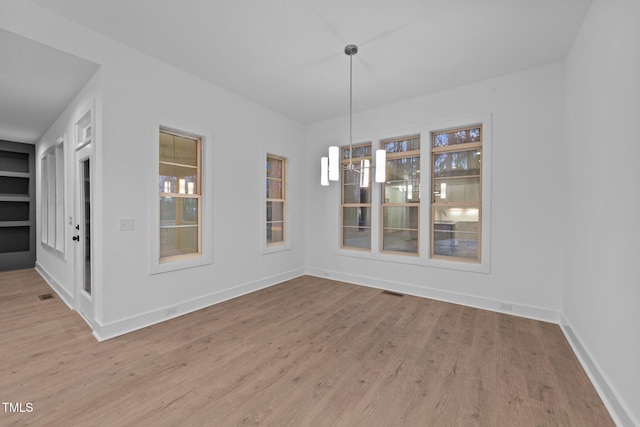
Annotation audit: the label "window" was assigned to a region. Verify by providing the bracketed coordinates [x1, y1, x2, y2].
[40, 154, 48, 245]
[381, 136, 420, 255]
[54, 143, 64, 252]
[334, 117, 490, 272]
[76, 110, 92, 149]
[159, 128, 201, 262]
[41, 139, 65, 254]
[431, 125, 482, 262]
[341, 143, 372, 250]
[266, 155, 286, 246]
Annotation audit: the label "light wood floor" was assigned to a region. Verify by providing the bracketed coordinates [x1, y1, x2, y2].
[1, 269, 614, 426]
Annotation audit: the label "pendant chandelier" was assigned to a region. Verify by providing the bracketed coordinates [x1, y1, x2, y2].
[321, 44, 386, 187]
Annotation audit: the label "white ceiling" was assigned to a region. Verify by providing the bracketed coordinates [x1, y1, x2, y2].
[6, 1, 592, 142]
[0, 28, 99, 144]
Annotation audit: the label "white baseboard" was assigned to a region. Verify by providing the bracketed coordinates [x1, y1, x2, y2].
[35, 262, 74, 310]
[91, 268, 306, 341]
[305, 267, 560, 324]
[560, 315, 638, 427]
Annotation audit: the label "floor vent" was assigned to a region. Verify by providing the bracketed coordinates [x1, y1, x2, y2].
[38, 293, 54, 301]
[381, 290, 404, 297]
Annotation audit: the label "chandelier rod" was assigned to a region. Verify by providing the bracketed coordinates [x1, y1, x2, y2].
[345, 44, 358, 169]
[349, 46, 353, 167]
[321, 44, 385, 187]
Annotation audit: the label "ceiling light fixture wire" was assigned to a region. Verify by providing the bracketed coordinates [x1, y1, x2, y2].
[346, 44, 357, 170]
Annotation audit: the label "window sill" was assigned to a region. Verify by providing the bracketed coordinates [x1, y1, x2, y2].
[262, 243, 292, 255]
[150, 253, 212, 275]
[334, 248, 490, 274]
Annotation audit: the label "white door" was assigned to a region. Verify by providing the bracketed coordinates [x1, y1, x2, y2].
[74, 144, 93, 323]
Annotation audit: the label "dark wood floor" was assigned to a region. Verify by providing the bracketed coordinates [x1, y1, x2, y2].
[0, 269, 614, 426]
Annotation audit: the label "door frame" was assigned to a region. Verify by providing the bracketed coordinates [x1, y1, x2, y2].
[74, 141, 94, 324]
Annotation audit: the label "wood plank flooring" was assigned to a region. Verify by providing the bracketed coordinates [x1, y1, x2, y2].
[0, 269, 614, 426]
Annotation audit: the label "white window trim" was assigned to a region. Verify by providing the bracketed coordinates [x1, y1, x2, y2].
[334, 114, 492, 274]
[40, 136, 66, 258]
[262, 151, 293, 254]
[148, 120, 213, 274]
[340, 141, 374, 252]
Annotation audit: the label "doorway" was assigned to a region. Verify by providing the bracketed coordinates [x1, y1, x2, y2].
[74, 126, 94, 323]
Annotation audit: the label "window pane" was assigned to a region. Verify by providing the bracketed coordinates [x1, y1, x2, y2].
[159, 129, 201, 262]
[433, 127, 481, 147]
[382, 229, 418, 253]
[383, 136, 420, 153]
[383, 206, 419, 230]
[160, 197, 199, 226]
[433, 176, 480, 203]
[342, 144, 371, 160]
[160, 132, 198, 166]
[55, 144, 65, 253]
[267, 157, 283, 178]
[343, 207, 371, 227]
[383, 157, 420, 203]
[433, 150, 481, 178]
[433, 207, 479, 259]
[267, 178, 283, 199]
[159, 131, 174, 163]
[159, 163, 198, 194]
[266, 154, 286, 247]
[341, 142, 371, 251]
[174, 136, 198, 166]
[343, 227, 371, 249]
[160, 195, 199, 258]
[160, 226, 198, 258]
[267, 201, 284, 222]
[267, 222, 284, 244]
[41, 157, 48, 245]
[343, 169, 371, 204]
[47, 153, 55, 246]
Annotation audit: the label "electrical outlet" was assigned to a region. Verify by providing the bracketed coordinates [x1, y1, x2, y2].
[499, 303, 513, 311]
[166, 306, 177, 316]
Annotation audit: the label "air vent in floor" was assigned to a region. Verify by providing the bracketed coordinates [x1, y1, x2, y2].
[381, 290, 403, 297]
[38, 293, 54, 301]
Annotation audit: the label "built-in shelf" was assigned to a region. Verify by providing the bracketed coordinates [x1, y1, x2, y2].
[0, 149, 28, 173]
[0, 171, 30, 178]
[0, 176, 29, 195]
[0, 141, 35, 270]
[0, 221, 30, 227]
[0, 200, 29, 223]
[0, 195, 30, 202]
[0, 225, 30, 254]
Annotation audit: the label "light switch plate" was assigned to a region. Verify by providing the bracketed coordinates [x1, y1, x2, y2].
[119, 218, 134, 231]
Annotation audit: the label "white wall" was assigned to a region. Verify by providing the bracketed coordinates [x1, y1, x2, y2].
[1, 1, 306, 338]
[564, 0, 640, 425]
[306, 62, 567, 318]
[98, 55, 306, 335]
